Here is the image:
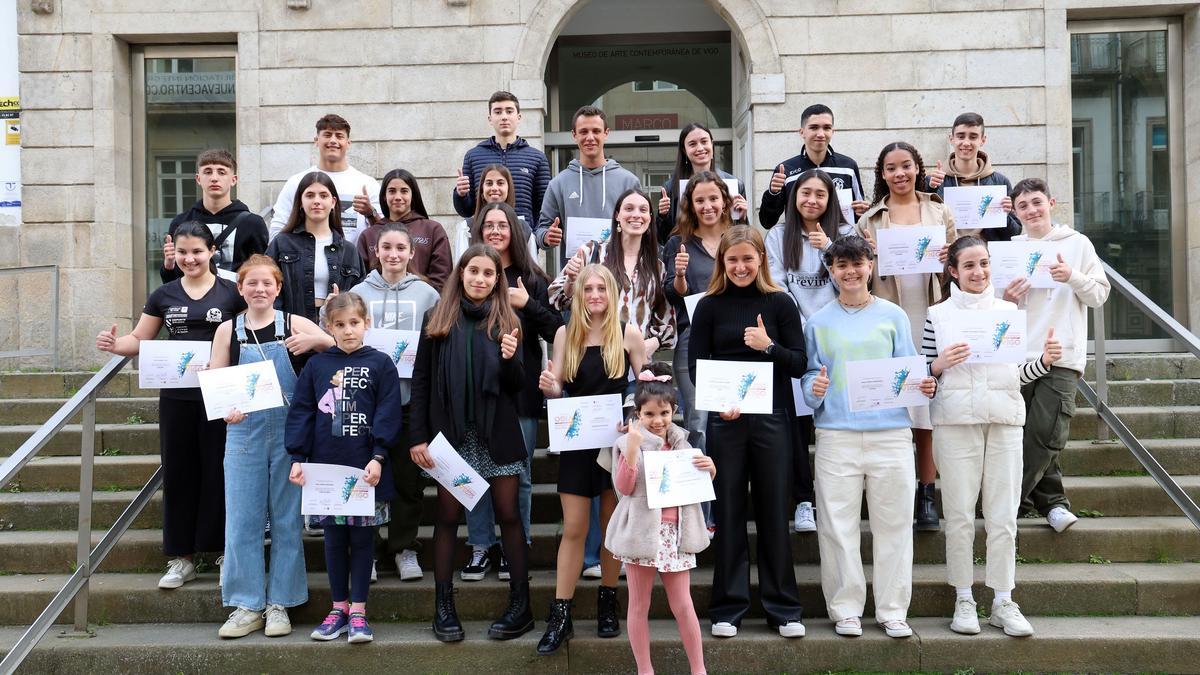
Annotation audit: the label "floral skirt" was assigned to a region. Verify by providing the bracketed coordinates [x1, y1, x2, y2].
[616, 521, 696, 573]
[422, 423, 523, 481]
[308, 501, 391, 528]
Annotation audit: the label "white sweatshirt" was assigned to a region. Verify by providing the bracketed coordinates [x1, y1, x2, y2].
[268, 165, 381, 245]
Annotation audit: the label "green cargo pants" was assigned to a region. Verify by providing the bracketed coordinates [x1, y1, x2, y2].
[1020, 366, 1078, 516]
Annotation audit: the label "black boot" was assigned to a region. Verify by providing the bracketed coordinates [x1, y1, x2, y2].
[433, 582, 465, 642]
[536, 599, 573, 655]
[915, 482, 940, 532]
[488, 580, 534, 640]
[596, 585, 620, 638]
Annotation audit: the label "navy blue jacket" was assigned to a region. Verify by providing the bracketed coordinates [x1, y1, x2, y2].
[286, 345, 404, 502]
[452, 137, 552, 226]
[759, 146, 864, 229]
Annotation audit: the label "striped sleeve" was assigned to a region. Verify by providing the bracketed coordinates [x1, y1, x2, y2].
[1019, 356, 1051, 385]
[921, 317, 939, 368]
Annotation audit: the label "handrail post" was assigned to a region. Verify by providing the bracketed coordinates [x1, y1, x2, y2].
[1093, 303, 1110, 442]
[72, 396, 96, 634]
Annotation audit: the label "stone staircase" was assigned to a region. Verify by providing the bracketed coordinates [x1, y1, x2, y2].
[0, 354, 1198, 673]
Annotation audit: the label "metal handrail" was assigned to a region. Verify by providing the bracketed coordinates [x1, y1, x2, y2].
[0, 265, 60, 369]
[0, 355, 163, 675]
[1087, 259, 1200, 530]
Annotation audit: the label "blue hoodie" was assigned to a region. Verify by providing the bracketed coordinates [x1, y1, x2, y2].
[286, 345, 404, 502]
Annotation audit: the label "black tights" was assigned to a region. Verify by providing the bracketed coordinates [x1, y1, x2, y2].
[434, 474, 526, 583]
[325, 523, 374, 604]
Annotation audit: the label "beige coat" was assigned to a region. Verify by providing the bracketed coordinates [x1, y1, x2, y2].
[855, 191, 957, 307]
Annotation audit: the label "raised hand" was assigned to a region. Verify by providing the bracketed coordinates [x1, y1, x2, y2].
[327, 283, 339, 301]
[928, 160, 946, 190]
[658, 191, 670, 216]
[931, 341, 970, 376]
[1041, 327, 1062, 367]
[674, 243, 689, 278]
[743, 314, 772, 351]
[691, 452, 716, 478]
[500, 328, 519, 360]
[508, 276, 530, 309]
[544, 217, 563, 247]
[812, 365, 829, 398]
[851, 199, 870, 216]
[95, 324, 118, 353]
[352, 184, 374, 218]
[860, 228, 877, 253]
[1001, 195, 1013, 213]
[455, 168, 470, 197]
[539, 359, 560, 396]
[1049, 253, 1072, 283]
[563, 246, 586, 282]
[807, 228, 829, 250]
[770, 164, 787, 194]
[1003, 277, 1031, 304]
[162, 234, 176, 270]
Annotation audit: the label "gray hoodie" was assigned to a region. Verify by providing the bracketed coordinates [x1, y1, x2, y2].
[535, 157, 640, 265]
[347, 270, 441, 404]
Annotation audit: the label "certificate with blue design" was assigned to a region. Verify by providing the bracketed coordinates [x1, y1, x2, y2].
[845, 355, 929, 412]
[546, 394, 624, 453]
[694, 359, 773, 415]
[364, 329, 420, 378]
[643, 449, 715, 509]
[944, 185, 1008, 230]
[300, 462, 375, 517]
[197, 360, 285, 421]
[942, 309, 1027, 364]
[875, 225, 945, 276]
[426, 433, 489, 510]
[138, 339, 211, 389]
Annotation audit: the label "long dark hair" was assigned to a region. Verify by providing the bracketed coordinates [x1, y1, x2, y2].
[172, 220, 219, 276]
[869, 141, 928, 207]
[666, 123, 712, 204]
[673, 170, 734, 241]
[781, 169, 848, 273]
[605, 188, 662, 299]
[470, 202, 549, 283]
[938, 234, 988, 302]
[283, 172, 344, 236]
[472, 164, 516, 217]
[425, 244, 519, 340]
[379, 168, 430, 220]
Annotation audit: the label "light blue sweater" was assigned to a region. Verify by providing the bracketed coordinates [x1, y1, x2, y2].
[801, 297, 920, 431]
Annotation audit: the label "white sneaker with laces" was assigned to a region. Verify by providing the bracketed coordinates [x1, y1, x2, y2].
[370, 559, 378, 583]
[793, 502, 816, 533]
[1047, 506, 1078, 533]
[880, 619, 913, 638]
[581, 564, 602, 579]
[264, 603, 291, 637]
[950, 597, 981, 634]
[711, 621, 737, 638]
[834, 617, 862, 636]
[218, 607, 264, 638]
[157, 558, 196, 590]
[215, 555, 225, 588]
[396, 550, 423, 581]
[989, 599, 1034, 637]
[778, 620, 806, 638]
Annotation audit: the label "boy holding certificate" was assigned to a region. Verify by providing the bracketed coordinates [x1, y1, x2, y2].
[1003, 179, 1111, 533]
[921, 112, 1021, 241]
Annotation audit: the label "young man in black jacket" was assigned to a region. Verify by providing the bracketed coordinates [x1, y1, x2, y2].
[160, 149, 268, 284]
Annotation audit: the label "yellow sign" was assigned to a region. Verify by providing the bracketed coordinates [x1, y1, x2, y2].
[5, 121, 18, 145]
[0, 97, 18, 110]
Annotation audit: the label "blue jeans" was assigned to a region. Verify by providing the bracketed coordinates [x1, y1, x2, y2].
[466, 416, 537, 548]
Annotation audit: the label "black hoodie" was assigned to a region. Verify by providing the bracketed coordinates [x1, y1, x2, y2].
[160, 200, 269, 284]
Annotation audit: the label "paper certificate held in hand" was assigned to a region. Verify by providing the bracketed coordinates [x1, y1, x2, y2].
[943, 309, 1027, 364]
[197, 360, 286, 421]
[836, 188, 856, 225]
[300, 462, 376, 517]
[845, 355, 930, 412]
[790, 378, 814, 416]
[693, 360, 773, 415]
[138, 340, 211, 389]
[683, 293, 706, 321]
[566, 217, 613, 254]
[875, 226, 945, 276]
[642, 449, 716, 509]
[546, 394, 624, 453]
[988, 241, 1064, 290]
[944, 185, 1008, 230]
[364, 328, 420, 378]
[425, 433, 490, 510]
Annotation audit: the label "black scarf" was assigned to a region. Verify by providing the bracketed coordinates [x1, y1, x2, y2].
[436, 298, 503, 445]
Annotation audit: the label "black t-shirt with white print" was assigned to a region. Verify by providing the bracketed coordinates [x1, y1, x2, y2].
[142, 277, 245, 400]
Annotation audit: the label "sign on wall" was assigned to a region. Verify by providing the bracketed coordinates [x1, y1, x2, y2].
[0, 0, 19, 224]
[146, 71, 236, 104]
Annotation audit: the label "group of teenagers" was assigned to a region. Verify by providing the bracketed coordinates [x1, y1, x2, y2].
[93, 92, 1110, 674]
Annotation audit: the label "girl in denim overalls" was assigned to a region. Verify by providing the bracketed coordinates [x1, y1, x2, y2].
[207, 255, 334, 639]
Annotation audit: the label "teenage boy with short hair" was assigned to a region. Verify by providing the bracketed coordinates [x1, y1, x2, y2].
[268, 114, 380, 244]
[1003, 178, 1110, 533]
[922, 112, 1022, 241]
[535, 105, 640, 266]
[452, 91, 552, 231]
[160, 149, 268, 284]
[760, 104, 867, 228]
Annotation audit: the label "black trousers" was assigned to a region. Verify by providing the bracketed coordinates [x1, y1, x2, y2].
[377, 405, 425, 557]
[159, 395, 226, 556]
[707, 410, 803, 627]
[791, 414, 815, 505]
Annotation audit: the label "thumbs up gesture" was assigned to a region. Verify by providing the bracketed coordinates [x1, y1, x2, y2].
[508, 275, 530, 309]
[544, 217, 563, 247]
[658, 188, 671, 216]
[500, 328, 520, 360]
[564, 246, 586, 282]
[744, 313, 772, 351]
[162, 234, 176, 270]
[770, 163, 787, 194]
[455, 168, 471, 197]
[352, 184, 375, 219]
[928, 160, 947, 190]
[1049, 252, 1072, 282]
[674, 243, 690, 278]
[95, 324, 119, 353]
[812, 365, 830, 398]
[327, 283, 340, 301]
[539, 359, 561, 397]
[1041, 327, 1063, 367]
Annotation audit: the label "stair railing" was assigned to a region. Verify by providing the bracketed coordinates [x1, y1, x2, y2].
[0, 355, 165, 675]
[1084, 260, 1200, 531]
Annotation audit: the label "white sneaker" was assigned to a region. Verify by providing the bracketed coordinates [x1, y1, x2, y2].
[218, 607, 264, 638]
[711, 621, 737, 638]
[370, 559, 378, 584]
[989, 599, 1034, 637]
[264, 603, 292, 637]
[1047, 506, 1078, 533]
[834, 617, 862, 636]
[303, 519, 323, 537]
[581, 564, 602, 579]
[396, 550, 423, 581]
[950, 597, 981, 635]
[793, 502, 816, 533]
[157, 558, 196, 589]
[778, 620, 806, 638]
[215, 555, 225, 589]
[880, 619, 913, 638]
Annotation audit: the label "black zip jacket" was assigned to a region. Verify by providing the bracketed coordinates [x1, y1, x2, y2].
[266, 224, 364, 323]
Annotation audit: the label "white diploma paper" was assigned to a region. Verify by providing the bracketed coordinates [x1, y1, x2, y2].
[836, 188, 856, 225]
[683, 293, 706, 321]
[364, 328, 420, 378]
[138, 340, 211, 389]
[643, 449, 716, 509]
[425, 433, 490, 510]
[546, 394, 624, 453]
[944, 185, 1008, 230]
[694, 359, 773, 415]
[845, 355, 930, 412]
[197, 360, 286, 421]
[875, 226, 945, 276]
[566, 217, 613, 254]
[942, 309, 1027, 364]
[300, 462, 376, 517]
[988, 241, 1064, 290]
[790, 378, 814, 416]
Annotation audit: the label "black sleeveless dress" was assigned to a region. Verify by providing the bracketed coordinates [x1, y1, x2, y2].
[557, 345, 629, 497]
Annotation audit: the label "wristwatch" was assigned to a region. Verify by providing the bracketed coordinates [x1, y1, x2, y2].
[764, 341, 776, 355]
[372, 454, 387, 465]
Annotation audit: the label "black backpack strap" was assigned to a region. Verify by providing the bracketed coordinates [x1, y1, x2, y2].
[214, 211, 253, 250]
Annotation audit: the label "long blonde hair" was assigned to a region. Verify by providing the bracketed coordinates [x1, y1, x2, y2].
[706, 225, 782, 295]
[562, 264, 625, 382]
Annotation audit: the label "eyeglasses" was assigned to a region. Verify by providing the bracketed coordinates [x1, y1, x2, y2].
[482, 222, 510, 232]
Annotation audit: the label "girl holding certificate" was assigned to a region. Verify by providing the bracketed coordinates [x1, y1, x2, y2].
[95, 221, 245, 591]
[408, 244, 532, 643]
[688, 225, 807, 639]
[538, 264, 645, 655]
[207, 255, 333, 638]
[655, 123, 748, 242]
[800, 235, 937, 639]
[923, 235, 1061, 638]
[854, 142, 957, 532]
[607, 362, 714, 675]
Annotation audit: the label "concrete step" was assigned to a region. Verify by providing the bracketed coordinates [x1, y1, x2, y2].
[1075, 378, 1200, 407]
[1061, 438, 1200, 476]
[0, 424, 160, 457]
[0, 371, 150, 399]
[1085, 353, 1200, 382]
[1070, 406, 1200, 440]
[0, 562, 1196, 627]
[0, 398, 160, 426]
[5, 617, 1200, 675]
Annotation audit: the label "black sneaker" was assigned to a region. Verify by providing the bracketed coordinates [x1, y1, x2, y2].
[498, 551, 510, 581]
[460, 546, 493, 582]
